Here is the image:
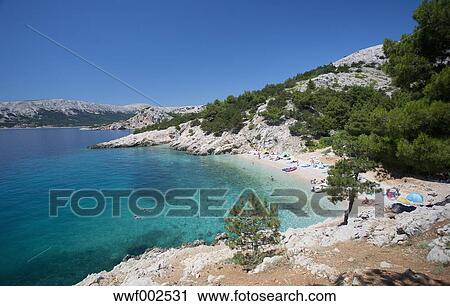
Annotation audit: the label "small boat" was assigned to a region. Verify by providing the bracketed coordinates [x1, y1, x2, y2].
[282, 166, 297, 172]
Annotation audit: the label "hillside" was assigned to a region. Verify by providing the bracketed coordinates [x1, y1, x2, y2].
[93, 44, 393, 156]
[93, 105, 204, 130]
[93, 24, 450, 177]
[0, 99, 149, 127]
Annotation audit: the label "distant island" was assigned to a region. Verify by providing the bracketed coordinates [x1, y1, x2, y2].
[0, 99, 148, 128]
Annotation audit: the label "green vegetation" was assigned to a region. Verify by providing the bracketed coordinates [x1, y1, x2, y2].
[260, 92, 289, 125]
[416, 241, 430, 249]
[134, 112, 199, 133]
[288, 86, 391, 138]
[200, 92, 265, 136]
[326, 158, 379, 225]
[383, 0, 449, 93]
[292, 0, 450, 177]
[304, 136, 332, 152]
[225, 192, 281, 270]
[134, 63, 366, 135]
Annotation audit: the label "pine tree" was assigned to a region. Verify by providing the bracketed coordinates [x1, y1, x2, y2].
[225, 192, 281, 270]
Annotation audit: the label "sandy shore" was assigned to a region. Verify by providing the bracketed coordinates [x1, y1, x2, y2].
[237, 152, 331, 183]
[236, 150, 450, 207]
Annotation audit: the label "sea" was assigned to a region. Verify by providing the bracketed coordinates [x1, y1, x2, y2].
[0, 128, 329, 285]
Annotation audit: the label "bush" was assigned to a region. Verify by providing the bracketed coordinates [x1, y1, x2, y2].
[190, 118, 201, 126]
[200, 92, 265, 135]
[424, 66, 450, 101]
[261, 105, 285, 126]
[305, 136, 332, 152]
[261, 92, 290, 125]
[396, 133, 450, 175]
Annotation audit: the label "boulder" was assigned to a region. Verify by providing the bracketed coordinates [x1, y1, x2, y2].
[379, 261, 392, 269]
[251, 255, 284, 274]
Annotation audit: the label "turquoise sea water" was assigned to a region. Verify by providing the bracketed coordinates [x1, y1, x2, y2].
[0, 128, 327, 285]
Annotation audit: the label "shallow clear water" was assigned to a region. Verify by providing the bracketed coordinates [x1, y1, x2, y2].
[0, 128, 328, 285]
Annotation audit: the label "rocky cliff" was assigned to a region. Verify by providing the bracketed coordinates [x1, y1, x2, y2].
[92, 103, 305, 156]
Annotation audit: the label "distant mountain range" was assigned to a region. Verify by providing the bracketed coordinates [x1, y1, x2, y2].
[0, 99, 150, 128]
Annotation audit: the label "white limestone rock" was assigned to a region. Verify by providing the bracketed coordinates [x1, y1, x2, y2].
[251, 255, 284, 274]
[284, 205, 450, 255]
[379, 261, 392, 269]
[426, 224, 450, 264]
[91, 127, 177, 148]
[333, 45, 387, 67]
[290, 254, 337, 281]
[207, 274, 225, 285]
[395, 205, 450, 237]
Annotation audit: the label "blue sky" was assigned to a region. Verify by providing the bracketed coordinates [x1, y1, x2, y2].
[0, 0, 420, 106]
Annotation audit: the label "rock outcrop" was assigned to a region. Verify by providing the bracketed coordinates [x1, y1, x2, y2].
[90, 127, 177, 148]
[292, 45, 392, 93]
[77, 243, 233, 286]
[92, 104, 305, 155]
[333, 45, 387, 67]
[292, 67, 392, 94]
[427, 224, 450, 264]
[284, 204, 450, 253]
[92, 105, 204, 130]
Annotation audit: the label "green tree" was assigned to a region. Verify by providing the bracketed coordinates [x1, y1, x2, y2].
[225, 192, 281, 270]
[383, 0, 450, 92]
[412, 0, 450, 63]
[424, 66, 450, 101]
[383, 45, 433, 91]
[345, 106, 373, 136]
[326, 158, 379, 225]
[261, 105, 285, 125]
[396, 133, 450, 175]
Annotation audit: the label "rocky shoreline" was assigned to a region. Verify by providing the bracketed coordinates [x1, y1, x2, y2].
[90, 104, 306, 156]
[78, 201, 450, 286]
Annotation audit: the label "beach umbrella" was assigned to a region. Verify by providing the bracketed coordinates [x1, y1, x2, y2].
[406, 192, 424, 204]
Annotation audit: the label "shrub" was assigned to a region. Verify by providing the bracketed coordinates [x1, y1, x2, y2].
[190, 118, 201, 126]
[423, 66, 450, 101]
[396, 133, 450, 175]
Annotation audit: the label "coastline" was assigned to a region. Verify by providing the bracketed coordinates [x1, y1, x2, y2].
[236, 151, 331, 183]
[77, 145, 450, 286]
